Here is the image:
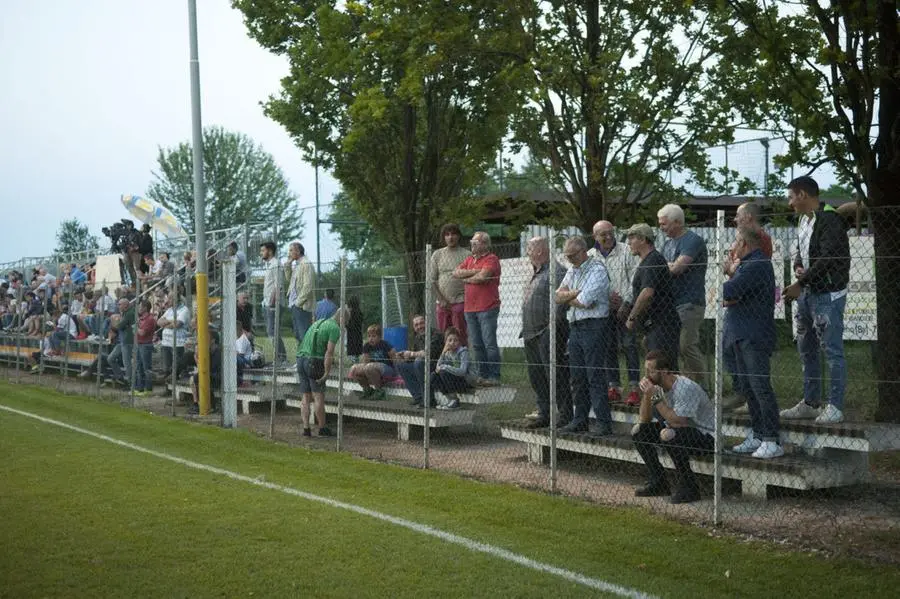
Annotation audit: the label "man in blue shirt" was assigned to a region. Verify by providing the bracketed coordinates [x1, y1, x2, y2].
[556, 236, 612, 435]
[723, 227, 783, 459]
[315, 289, 338, 321]
[658, 204, 708, 389]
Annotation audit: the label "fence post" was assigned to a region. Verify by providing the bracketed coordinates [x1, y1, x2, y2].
[128, 281, 139, 408]
[14, 284, 23, 385]
[170, 276, 178, 417]
[96, 279, 106, 401]
[59, 282, 76, 394]
[337, 256, 347, 450]
[37, 285, 50, 385]
[268, 222, 281, 440]
[713, 210, 725, 525]
[423, 245, 432, 469]
[222, 259, 237, 428]
[549, 228, 558, 493]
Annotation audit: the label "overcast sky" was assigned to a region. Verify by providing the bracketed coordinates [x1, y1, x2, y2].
[0, 0, 342, 266]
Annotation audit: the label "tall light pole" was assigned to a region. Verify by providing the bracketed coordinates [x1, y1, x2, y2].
[188, 0, 211, 415]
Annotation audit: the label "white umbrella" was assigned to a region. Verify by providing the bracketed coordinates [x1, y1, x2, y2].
[120, 194, 188, 238]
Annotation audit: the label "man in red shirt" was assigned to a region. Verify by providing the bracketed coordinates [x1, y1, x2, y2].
[453, 231, 502, 383]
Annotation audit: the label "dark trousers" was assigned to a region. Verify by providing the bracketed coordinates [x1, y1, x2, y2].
[523, 326, 572, 422]
[732, 339, 781, 440]
[568, 318, 610, 426]
[644, 323, 680, 371]
[605, 318, 641, 387]
[632, 421, 713, 490]
[161, 346, 186, 379]
[135, 344, 154, 391]
[432, 371, 471, 399]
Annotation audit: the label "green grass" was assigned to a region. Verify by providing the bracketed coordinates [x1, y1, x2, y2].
[1, 383, 898, 598]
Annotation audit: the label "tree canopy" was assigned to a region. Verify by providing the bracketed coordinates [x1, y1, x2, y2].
[54, 218, 99, 260]
[147, 126, 303, 245]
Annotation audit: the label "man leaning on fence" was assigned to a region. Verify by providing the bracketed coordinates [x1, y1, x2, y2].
[521, 237, 571, 429]
[632, 350, 715, 504]
[556, 235, 612, 435]
[431, 223, 470, 346]
[724, 226, 783, 459]
[453, 231, 501, 384]
[781, 176, 851, 424]
[589, 220, 641, 406]
[659, 204, 708, 388]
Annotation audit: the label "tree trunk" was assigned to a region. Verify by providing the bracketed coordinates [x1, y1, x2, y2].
[580, 0, 604, 233]
[870, 196, 900, 423]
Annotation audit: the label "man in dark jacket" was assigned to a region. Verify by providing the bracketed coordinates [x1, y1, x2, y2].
[782, 176, 851, 424]
[724, 227, 782, 458]
[397, 314, 445, 407]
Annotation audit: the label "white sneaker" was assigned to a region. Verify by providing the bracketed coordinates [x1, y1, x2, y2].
[752, 441, 784, 459]
[780, 400, 819, 420]
[815, 404, 844, 424]
[732, 436, 762, 454]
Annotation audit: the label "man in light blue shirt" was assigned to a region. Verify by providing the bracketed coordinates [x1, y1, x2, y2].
[556, 236, 612, 435]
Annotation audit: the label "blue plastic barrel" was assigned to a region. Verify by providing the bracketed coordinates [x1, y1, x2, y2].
[383, 326, 408, 352]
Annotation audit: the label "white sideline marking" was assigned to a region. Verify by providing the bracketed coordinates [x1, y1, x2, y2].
[0, 404, 656, 599]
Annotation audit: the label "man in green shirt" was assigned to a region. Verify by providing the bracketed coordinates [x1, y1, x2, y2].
[296, 308, 347, 437]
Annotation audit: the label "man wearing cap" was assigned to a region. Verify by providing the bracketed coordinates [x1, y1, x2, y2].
[625, 223, 680, 368]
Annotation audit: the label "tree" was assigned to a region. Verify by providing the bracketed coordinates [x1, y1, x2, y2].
[327, 191, 398, 270]
[54, 218, 99, 260]
[147, 126, 303, 245]
[511, 0, 750, 230]
[722, 1, 900, 421]
[234, 0, 531, 314]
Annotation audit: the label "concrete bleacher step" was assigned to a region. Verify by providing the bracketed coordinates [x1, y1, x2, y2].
[499, 420, 870, 499]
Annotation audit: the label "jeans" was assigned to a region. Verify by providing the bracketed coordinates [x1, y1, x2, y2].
[464, 307, 500, 380]
[265, 307, 287, 363]
[677, 303, 706, 387]
[568, 318, 610, 427]
[437, 302, 468, 347]
[523, 327, 572, 422]
[135, 344, 154, 391]
[795, 291, 847, 409]
[291, 307, 312, 346]
[632, 421, 713, 490]
[109, 342, 133, 385]
[732, 339, 780, 440]
[723, 343, 748, 399]
[397, 359, 427, 403]
[604, 318, 641, 388]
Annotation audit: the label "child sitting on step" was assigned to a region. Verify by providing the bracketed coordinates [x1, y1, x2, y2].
[432, 329, 474, 410]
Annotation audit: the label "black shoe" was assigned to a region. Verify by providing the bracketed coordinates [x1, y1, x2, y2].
[409, 399, 423, 407]
[318, 426, 333, 437]
[635, 480, 671, 497]
[302, 428, 312, 437]
[559, 421, 588, 434]
[187, 403, 200, 415]
[670, 485, 701, 504]
[590, 423, 613, 436]
[525, 418, 550, 429]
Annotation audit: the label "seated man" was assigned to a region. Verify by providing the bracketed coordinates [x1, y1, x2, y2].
[189, 329, 222, 415]
[235, 320, 253, 386]
[396, 314, 444, 407]
[631, 350, 715, 504]
[348, 324, 398, 401]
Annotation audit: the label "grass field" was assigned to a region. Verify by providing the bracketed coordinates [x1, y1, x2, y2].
[0, 382, 897, 598]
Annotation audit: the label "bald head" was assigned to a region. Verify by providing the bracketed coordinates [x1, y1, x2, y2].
[592, 220, 616, 252]
[735, 202, 761, 227]
[525, 237, 549, 268]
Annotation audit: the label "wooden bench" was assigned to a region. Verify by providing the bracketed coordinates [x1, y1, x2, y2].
[170, 383, 272, 415]
[284, 394, 476, 441]
[0, 337, 98, 371]
[499, 413, 882, 499]
[241, 367, 517, 405]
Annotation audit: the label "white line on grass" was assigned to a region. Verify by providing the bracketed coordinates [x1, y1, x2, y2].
[0, 403, 658, 599]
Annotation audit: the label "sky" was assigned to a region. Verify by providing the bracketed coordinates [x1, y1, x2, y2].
[0, 0, 342, 265]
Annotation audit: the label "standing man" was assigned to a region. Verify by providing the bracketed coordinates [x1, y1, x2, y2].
[286, 242, 316, 346]
[631, 350, 715, 504]
[431, 223, 470, 346]
[315, 289, 338, 321]
[296, 308, 346, 437]
[724, 227, 783, 458]
[781, 176, 851, 424]
[108, 298, 135, 387]
[556, 236, 612, 435]
[658, 204, 708, 387]
[625, 224, 680, 367]
[158, 292, 191, 382]
[259, 241, 287, 366]
[227, 242, 248, 285]
[589, 221, 640, 405]
[453, 231, 501, 383]
[521, 237, 572, 428]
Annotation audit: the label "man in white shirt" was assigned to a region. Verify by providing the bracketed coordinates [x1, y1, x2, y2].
[259, 241, 287, 365]
[286, 242, 316, 346]
[588, 220, 640, 405]
[235, 320, 253, 385]
[158, 295, 191, 381]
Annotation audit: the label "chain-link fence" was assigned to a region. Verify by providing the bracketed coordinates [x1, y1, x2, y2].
[2, 208, 899, 563]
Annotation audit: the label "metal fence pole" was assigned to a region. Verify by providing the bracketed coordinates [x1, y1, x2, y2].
[337, 256, 347, 450]
[549, 229, 558, 493]
[37, 287, 50, 385]
[170, 276, 178, 417]
[14, 285, 23, 385]
[129, 281, 140, 408]
[222, 259, 237, 428]
[713, 210, 725, 525]
[95, 280, 106, 401]
[423, 245, 433, 469]
[59, 283, 76, 393]
[268, 222, 280, 439]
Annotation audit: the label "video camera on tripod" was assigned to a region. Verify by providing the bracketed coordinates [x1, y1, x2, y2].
[101, 219, 141, 254]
